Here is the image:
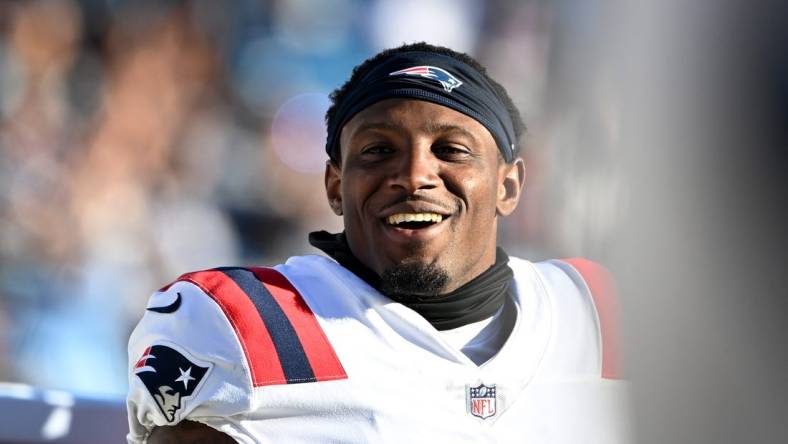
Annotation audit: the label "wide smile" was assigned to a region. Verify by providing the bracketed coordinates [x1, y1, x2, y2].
[385, 212, 444, 227]
[380, 211, 451, 242]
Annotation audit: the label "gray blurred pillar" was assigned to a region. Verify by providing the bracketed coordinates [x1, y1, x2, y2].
[608, 0, 788, 443]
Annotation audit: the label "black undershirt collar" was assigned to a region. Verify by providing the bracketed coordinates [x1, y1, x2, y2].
[308, 231, 514, 331]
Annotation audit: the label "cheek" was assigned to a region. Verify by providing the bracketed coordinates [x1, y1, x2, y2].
[456, 174, 499, 216]
[341, 175, 375, 222]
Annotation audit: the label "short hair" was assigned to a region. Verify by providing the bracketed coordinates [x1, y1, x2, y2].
[325, 42, 526, 164]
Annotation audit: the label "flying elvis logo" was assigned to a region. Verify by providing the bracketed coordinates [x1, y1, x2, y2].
[389, 66, 463, 92]
[134, 344, 212, 423]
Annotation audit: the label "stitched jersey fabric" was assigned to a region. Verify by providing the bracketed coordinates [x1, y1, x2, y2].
[126, 255, 629, 443]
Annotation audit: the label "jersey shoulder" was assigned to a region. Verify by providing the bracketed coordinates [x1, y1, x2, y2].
[541, 258, 621, 379]
[127, 262, 347, 442]
[511, 257, 621, 380]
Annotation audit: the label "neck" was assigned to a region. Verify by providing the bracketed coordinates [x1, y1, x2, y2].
[308, 230, 514, 330]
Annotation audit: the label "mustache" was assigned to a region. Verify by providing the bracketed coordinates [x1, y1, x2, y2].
[380, 193, 456, 214]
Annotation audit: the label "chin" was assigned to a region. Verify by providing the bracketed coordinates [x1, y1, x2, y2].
[387, 239, 445, 262]
[379, 256, 450, 298]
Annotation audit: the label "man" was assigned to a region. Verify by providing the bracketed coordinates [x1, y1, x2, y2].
[127, 42, 627, 443]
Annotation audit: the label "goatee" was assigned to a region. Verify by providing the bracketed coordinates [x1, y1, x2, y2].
[379, 261, 449, 301]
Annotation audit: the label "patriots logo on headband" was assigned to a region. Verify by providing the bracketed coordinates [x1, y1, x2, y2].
[389, 66, 463, 92]
[134, 344, 211, 423]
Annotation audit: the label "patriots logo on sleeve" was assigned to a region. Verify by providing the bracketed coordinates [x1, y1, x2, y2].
[134, 344, 212, 423]
[389, 66, 463, 92]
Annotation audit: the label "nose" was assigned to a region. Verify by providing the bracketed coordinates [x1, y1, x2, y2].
[387, 145, 441, 192]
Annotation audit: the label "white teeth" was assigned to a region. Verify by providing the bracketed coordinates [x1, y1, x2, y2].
[386, 213, 444, 225]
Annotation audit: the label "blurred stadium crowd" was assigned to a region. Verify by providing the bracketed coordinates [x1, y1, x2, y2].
[0, 0, 619, 397]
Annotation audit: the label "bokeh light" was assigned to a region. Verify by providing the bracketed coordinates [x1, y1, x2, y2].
[269, 93, 331, 174]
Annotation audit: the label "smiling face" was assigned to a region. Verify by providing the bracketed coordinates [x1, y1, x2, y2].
[325, 99, 524, 295]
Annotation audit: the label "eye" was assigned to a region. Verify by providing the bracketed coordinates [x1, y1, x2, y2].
[360, 144, 395, 156]
[432, 144, 471, 159]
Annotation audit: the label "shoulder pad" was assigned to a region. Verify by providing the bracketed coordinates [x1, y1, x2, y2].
[175, 266, 346, 387]
[128, 266, 349, 439]
[553, 258, 621, 379]
[127, 276, 251, 438]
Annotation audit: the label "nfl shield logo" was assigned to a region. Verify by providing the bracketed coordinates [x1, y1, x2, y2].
[467, 383, 497, 419]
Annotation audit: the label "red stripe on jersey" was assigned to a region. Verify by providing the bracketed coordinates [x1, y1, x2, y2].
[157, 282, 175, 292]
[178, 270, 288, 386]
[250, 267, 347, 382]
[561, 258, 622, 379]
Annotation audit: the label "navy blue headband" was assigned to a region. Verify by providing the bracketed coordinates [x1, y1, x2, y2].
[326, 51, 518, 163]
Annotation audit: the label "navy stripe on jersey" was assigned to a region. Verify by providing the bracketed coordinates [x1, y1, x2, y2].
[218, 267, 317, 383]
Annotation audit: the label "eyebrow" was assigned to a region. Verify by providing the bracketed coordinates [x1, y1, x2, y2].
[351, 121, 480, 144]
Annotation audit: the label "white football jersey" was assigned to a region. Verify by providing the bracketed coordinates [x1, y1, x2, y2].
[127, 255, 630, 443]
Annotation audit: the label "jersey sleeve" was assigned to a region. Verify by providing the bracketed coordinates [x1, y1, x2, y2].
[553, 258, 622, 379]
[126, 275, 253, 443]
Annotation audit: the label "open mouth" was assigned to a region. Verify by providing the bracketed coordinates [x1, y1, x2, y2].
[384, 212, 446, 230]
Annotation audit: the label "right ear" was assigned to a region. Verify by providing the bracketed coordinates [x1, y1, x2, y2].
[324, 160, 343, 216]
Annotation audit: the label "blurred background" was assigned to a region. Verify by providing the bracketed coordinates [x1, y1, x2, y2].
[0, 0, 785, 442]
[0, 0, 600, 397]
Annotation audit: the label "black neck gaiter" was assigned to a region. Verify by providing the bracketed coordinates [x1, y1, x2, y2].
[308, 231, 514, 331]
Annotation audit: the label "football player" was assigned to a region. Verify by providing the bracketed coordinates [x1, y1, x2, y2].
[127, 42, 627, 443]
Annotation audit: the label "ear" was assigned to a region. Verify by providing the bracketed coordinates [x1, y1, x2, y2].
[325, 160, 343, 216]
[496, 157, 525, 216]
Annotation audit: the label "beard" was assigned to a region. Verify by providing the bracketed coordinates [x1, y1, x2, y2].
[379, 260, 450, 301]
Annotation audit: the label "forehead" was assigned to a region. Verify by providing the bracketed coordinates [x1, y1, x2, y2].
[339, 99, 496, 148]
